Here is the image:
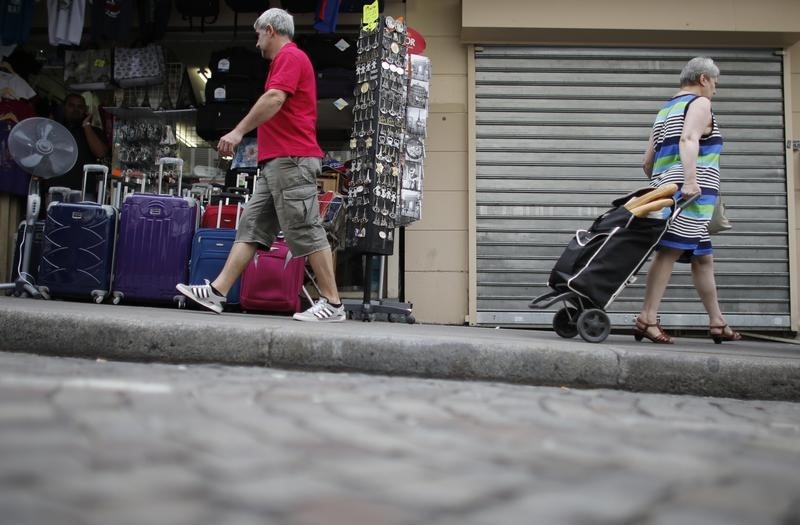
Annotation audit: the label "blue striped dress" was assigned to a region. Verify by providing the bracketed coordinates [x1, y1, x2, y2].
[649, 93, 722, 262]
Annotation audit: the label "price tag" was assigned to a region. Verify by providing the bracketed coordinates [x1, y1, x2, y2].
[362, 0, 379, 31]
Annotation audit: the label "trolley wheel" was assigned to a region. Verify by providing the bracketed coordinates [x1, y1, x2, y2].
[388, 313, 399, 323]
[111, 292, 123, 305]
[405, 314, 415, 325]
[552, 307, 579, 339]
[576, 308, 611, 343]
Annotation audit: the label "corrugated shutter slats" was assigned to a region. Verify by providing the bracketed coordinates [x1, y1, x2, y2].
[475, 46, 789, 329]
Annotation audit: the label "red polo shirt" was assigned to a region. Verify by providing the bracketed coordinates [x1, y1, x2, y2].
[258, 42, 323, 162]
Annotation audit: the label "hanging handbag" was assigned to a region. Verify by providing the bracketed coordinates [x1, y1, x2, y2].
[708, 196, 732, 234]
[113, 44, 166, 88]
[64, 49, 112, 90]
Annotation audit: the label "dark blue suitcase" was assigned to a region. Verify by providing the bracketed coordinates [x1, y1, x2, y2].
[188, 229, 240, 307]
[112, 158, 198, 306]
[37, 165, 118, 303]
[188, 191, 246, 307]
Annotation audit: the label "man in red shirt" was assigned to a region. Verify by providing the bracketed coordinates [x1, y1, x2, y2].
[177, 7, 344, 322]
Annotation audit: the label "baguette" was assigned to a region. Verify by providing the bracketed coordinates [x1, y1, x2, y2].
[624, 183, 678, 211]
[630, 198, 675, 218]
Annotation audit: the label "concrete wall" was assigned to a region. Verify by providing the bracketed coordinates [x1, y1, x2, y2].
[401, 0, 470, 324]
[789, 43, 800, 330]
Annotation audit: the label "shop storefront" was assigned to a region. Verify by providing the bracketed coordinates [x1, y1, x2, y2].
[2, 0, 800, 332]
[461, 0, 800, 332]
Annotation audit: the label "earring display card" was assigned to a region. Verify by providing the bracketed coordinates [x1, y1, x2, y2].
[345, 15, 409, 255]
[398, 54, 430, 226]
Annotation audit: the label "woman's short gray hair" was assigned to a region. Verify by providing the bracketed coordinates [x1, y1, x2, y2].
[680, 57, 720, 86]
[253, 8, 294, 38]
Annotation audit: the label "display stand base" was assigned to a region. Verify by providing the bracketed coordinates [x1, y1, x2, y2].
[343, 298, 415, 324]
[345, 254, 414, 323]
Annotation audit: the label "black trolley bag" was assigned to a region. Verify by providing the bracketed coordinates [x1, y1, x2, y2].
[529, 187, 697, 343]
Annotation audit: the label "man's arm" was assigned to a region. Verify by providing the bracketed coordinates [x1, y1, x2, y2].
[82, 114, 109, 159]
[217, 89, 288, 156]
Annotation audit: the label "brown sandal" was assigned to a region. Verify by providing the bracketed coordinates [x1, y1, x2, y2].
[633, 317, 673, 344]
[709, 324, 742, 344]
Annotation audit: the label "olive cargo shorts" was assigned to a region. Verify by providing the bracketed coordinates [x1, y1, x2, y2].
[235, 156, 329, 257]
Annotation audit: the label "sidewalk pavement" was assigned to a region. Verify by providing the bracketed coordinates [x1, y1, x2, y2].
[1, 296, 799, 402]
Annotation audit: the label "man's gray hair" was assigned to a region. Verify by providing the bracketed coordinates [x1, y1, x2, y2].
[680, 57, 719, 86]
[254, 8, 294, 38]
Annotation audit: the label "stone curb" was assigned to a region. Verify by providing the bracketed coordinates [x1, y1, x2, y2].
[1, 301, 798, 401]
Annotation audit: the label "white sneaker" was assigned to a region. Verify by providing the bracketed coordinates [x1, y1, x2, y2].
[176, 280, 225, 314]
[293, 298, 346, 322]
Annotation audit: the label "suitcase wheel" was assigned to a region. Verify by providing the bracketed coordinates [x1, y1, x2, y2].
[576, 308, 611, 343]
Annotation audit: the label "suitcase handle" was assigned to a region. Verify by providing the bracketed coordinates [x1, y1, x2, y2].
[82, 164, 109, 205]
[157, 157, 184, 195]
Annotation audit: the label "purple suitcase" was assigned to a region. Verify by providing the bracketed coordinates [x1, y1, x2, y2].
[112, 158, 198, 306]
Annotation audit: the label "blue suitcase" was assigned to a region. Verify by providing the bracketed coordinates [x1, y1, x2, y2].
[188, 191, 246, 308]
[38, 165, 118, 303]
[112, 158, 199, 306]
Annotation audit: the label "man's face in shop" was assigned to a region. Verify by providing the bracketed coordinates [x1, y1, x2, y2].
[64, 96, 87, 125]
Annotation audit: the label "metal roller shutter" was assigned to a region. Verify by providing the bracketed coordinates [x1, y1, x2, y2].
[475, 46, 789, 330]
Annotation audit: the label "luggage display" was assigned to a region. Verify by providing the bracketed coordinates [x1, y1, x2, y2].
[37, 165, 118, 303]
[112, 158, 198, 306]
[239, 237, 306, 313]
[529, 186, 694, 343]
[200, 189, 246, 229]
[189, 191, 248, 308]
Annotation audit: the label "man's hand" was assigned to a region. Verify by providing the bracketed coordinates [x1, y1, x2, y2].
[217, 130, 243, 157]
[81, 113, 92, 128]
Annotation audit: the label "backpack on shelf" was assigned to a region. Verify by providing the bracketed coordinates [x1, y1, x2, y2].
[174, 0, 219, 31]
[226, 0, 270, 36]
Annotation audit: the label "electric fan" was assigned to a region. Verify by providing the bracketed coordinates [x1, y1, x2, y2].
[1, 117, 78, 298]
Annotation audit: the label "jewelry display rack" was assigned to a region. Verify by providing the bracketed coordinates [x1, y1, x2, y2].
[343, 15, 414, 323]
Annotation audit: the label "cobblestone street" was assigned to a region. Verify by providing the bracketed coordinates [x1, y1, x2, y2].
[1, 351, 799, 525]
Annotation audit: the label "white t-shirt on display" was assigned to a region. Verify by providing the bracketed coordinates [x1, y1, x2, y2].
[0, 71, 36, 100]
[47, 0, 86, 46]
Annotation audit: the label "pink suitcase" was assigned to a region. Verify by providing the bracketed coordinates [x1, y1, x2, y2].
[239, 238, 306, 313]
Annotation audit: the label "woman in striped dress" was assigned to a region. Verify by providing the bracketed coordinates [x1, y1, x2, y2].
[635, 56, 741, 344]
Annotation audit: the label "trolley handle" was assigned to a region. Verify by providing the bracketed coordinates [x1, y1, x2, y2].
[669, 193, 700, 222]
[157, 157, 184, 196]
[82, 164, 109, 204]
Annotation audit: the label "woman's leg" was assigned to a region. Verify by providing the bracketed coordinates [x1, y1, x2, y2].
[690, 254, 727, 328]
[638, 247, 682, 336]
